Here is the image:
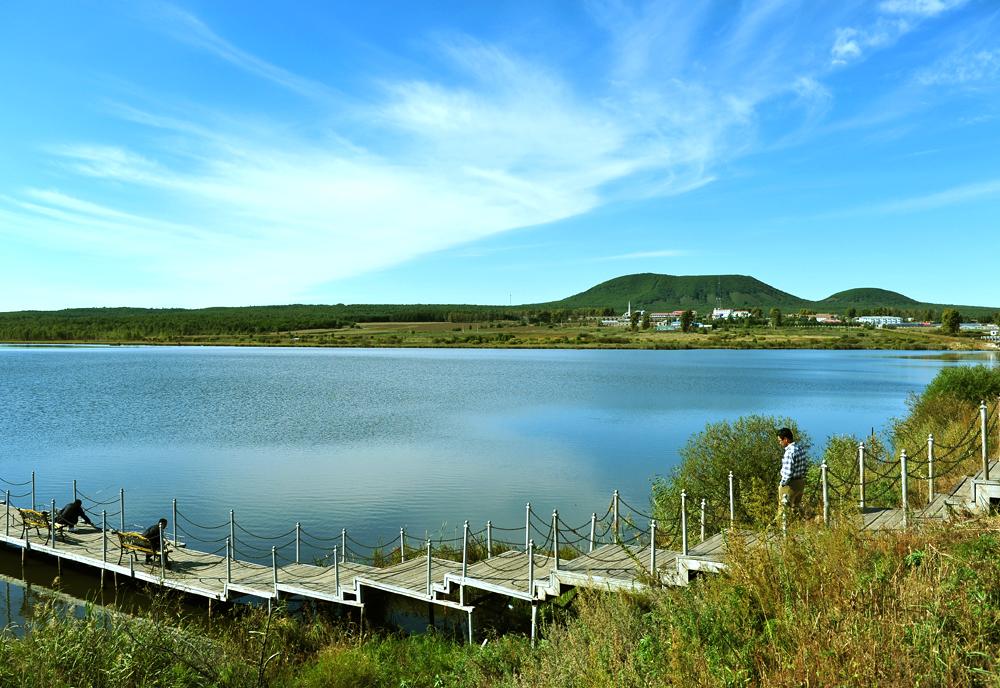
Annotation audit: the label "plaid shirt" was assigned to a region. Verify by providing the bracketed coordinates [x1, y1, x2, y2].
[779, 442, 808, 485]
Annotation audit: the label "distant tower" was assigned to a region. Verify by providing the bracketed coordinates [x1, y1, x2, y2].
[626, 301, 632, 318]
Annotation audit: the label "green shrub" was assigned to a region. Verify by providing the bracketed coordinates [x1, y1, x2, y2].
[921, 365, 1000, 406]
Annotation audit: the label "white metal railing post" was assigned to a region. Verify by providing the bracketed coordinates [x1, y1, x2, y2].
[858, 442, 866, 509]
[781, 493, 789, 536]
[120, 488, 125, 531]
[589, 512, 596, 553]
[295, 523, 301, 564]
[524, 502, 531, 551]
[229, 510, 235, 559]
[271, 546, 278, 599]
[927, 434, 935, 502]
[901, 449, 909, 528]
[981, 401, 990, 480]
[527, 539, 535, 596]
[102, 510, 107, 563]
[821, 463, 829, 526]
[31, 472, 35, 511]
[649, 519, 657, 574]
[399, 527, 405, 563]
[225, 537, 232, 585]
[5, 491, 9, 537]
[50, 499, 57, 548]
[486, 521, 492, 559]
[159, 522, 166, 578]
[461, 520, 469, 606]
[613, 489, 620, 540]
[426, 539, 432, 596]
[333, 546, 340, 596]
[728, 471, 735, 528]
[172, 499, 177, 547]
[552, 510, 559, 572]
[680, 490, 688, 556]
[72, 479, 77, 503]
[700, 498, 706, 543]
[341, 528, 346, 563]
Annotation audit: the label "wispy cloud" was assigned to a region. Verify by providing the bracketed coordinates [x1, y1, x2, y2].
[0, 1, 983, 307]
[878, 0, 967, 17]
[598, 249, 688, 261]
[830, 0, 967, 66]
[874, 178, 1000, 213]
[916, 48, 1000, 85]
[146, 3, 339, 103]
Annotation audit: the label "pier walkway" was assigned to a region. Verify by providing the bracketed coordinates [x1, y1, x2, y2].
[1, 403, 997, 641]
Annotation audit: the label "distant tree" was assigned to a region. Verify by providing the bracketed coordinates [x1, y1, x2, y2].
[769, 308, 782, 327]
[641, 312, 651, 330]
[680, 310, 694, 333]
[846, 307, 857, 320]
[630, 310, 640, 331]
[750, 308, 764, 321]
[941, 309, 961, 334]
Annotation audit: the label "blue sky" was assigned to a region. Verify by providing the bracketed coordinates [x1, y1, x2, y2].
[1, 0, 998, 310]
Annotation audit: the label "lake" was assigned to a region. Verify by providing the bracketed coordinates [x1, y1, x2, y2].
[0, 346, 995, 572]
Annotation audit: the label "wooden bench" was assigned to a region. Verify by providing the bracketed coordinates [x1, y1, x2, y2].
[117, 531, 171, 570]
[17, 508, 65, 542]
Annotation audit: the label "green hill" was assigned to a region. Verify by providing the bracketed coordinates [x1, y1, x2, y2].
[819, 288, 919, 310]
[538, 274, 809, 311]
[539, 273, 997, 318]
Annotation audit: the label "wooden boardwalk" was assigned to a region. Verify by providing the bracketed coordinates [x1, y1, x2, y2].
[2, 453, 997, 641]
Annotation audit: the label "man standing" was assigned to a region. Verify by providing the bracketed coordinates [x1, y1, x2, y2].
[777, 427, 807, 516]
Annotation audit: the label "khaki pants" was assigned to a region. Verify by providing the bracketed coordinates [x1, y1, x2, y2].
[778, 478, 806, 517]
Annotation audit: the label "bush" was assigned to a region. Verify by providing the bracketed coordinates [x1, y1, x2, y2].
[921, 365, 1000, 406]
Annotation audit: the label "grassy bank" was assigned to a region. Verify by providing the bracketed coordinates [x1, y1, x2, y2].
[3, 320, 993, 350]
[3, 515, 999, 687]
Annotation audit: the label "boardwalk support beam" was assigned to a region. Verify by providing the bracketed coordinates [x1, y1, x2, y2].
[649, 519, 657, 574]
[821, 463, 829, 525]
[426, 539, 432, 597]
[700, 499, 706, 543]
[680, 491, 688, 556]
[526, 538, 535, 598]
[728, 471, 735, 528]
[524, 503, 531, 552]
[901, 449, 909, 528]
[928, 434, 935, 502]
[334, 546, 340, 597]
[552, 510, 559, 573]
[858, 443, 866, 509]
[613, 490, 620, 541]
[981, 401, 990, 480]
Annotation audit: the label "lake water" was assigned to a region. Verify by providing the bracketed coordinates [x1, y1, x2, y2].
[0, 346, 995, 574]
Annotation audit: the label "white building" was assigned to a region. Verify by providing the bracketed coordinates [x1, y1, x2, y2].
[712, 308, 752, 320]
[856, 316, 903, 327]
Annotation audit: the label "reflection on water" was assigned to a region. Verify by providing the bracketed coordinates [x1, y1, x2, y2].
[0, 347, 992, 593]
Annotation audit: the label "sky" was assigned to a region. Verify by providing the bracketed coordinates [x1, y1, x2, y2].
[1, 0, 999, 311]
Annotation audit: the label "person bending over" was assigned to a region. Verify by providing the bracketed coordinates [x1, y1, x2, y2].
[56, 499, 95, 532]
